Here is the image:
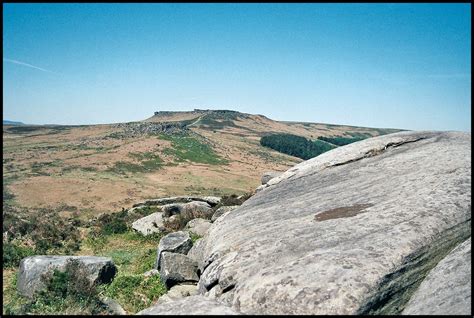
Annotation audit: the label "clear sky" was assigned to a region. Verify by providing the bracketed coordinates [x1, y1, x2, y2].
[3, 3, 471, 131]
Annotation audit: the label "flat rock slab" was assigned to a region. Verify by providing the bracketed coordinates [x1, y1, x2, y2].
[156, 231, 193, 270]
[160, 252, 199, 288]
[402, 237, 471, 315]
[185, 218, 212, 237]
[131, 212, 165, 236]
[192, 131, 471, 315]
[18, 255, 117, 298]
[134, 196, 221, 207]
[137, 295, 240, 315]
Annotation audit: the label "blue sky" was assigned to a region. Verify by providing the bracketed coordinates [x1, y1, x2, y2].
[3, 3, 471, 131]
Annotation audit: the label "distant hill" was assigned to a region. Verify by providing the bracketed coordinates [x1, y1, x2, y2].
[3, 120, 25, 125]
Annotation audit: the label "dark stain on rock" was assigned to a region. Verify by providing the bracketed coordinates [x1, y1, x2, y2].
[315, 203, 374, 221]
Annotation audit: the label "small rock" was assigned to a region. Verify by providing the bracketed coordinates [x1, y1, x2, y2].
[261, 171, 282, 185]
[155, 284, 198, 305]
[143, 269, 160, 278]
[185, 218, 212, 236]
[159, 252, 199, 288]
[156, 231, 193, 270]
[131, 212, 165, 236]
[101, 296, 127, 315]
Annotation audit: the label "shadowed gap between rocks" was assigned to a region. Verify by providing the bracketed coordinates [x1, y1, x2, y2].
[356, 218, 471, 315]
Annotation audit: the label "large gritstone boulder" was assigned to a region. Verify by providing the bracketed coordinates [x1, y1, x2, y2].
[192, 131, 471, 314]
[402, 237, 471, 315]
[17, 255, 117, 298]
[138, 131, 471, 315]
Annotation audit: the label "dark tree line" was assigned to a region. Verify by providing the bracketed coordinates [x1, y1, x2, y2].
[317, 136, 366, 146]
[260, 133, 336, 160]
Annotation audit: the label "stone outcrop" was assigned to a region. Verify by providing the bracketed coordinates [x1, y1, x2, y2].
[156, 231, 193, 270]
[136, 295, 240, 315]
[185, 218, 212, 237]
[402, 237, 471, 315]
[260, 171, 282, 185]
[146, 131, 470, 315]
[131, 212, 165, 236]
[133, 196, 221, 208]
[162, 201, 213, 219]
[211, 206, 239, 222]
[159, 252, 199, 288]
[17, 256, 117, 298]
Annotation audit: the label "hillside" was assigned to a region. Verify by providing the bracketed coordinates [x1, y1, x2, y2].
[2, 110, 401, 220]
[3, 120, 25, 126]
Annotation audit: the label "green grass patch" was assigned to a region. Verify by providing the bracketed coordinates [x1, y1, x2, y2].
[101, 274, 166, 313]
[159, 134, 227, 165]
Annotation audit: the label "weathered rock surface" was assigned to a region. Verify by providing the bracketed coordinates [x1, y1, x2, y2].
[211, 206, 239, 222]
[133, 196, 221, 208]
[101, 296, 127, 315]
[131, 212, 165, 236]
[155, 284, 198, 305]
[156, 231, 193, 270]
[188, 131, 471, 315]
[261, 171, 282, 185]
[162, 201, 213, 219]
[185, 218, 212, 236]
[402, 237, 471, 315]
[17, 256, 117, 298]
[136, 295, 240, 315]
[159, 252, 199, 288]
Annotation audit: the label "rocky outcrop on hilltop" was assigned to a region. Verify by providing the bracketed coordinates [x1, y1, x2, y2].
[109, 122, 188, 138]
[139, 131, 471, 315]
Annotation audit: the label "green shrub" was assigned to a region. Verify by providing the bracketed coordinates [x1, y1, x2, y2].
[96, 210, 129, 235]
[103, 274, 166, 313]
[159, 134, 227, 165]
[3, 242, 35, 268]
[3, 207, 81, 256]
[190, 232, 202, 244]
